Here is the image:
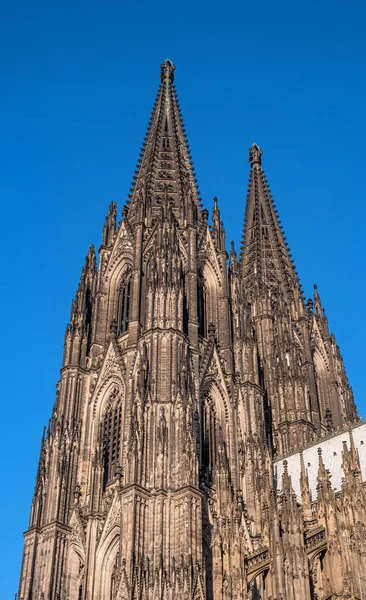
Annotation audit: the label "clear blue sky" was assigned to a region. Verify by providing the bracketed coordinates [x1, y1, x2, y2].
[1, 1, 365, 595]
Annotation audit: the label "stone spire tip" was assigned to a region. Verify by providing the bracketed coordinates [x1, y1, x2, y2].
[160, 58, 175, 82]
[248, 143, 263, 168]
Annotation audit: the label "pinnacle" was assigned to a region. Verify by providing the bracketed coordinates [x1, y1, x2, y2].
[317, 447, 325, 469]
[84, 245, 96, 270]
[230, 240, 237, 258]
[300, 451, 306, 475]
[282, 459, 294, 495]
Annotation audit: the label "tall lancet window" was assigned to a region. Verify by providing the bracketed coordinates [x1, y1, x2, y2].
[103, 394, 122, 488]
[183, 291, 189, 335]
[85, 287, 93, 355]
[202, 397, 217, 484]
[118, 272, 131, 335]
[182, 264, 189, 335]
[197, 272, 207, 338]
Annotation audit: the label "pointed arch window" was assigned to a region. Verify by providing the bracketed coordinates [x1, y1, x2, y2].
[201, 393, 228, 486]
[202, 396, 217, 484]
[262, 226, 269, 239]
[197, 272, 207, 338]
[118, 272, 131, 335]
[181, 264, 189, 335]
[103, 394, 122, 488]
[183, 291, 189, 335]
[162, 138, 170, 151]
[85, 287, 93, 355]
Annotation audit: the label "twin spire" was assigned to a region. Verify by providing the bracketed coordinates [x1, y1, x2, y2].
[125, 60, 299, 298]
[126, 59, 200, 224]
[241, 142, 300, 299]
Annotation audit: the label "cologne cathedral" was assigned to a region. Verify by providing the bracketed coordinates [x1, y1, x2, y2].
[18, 60, 366, 600]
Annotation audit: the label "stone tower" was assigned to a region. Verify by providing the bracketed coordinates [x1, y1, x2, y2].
[18, 60, 365, 600]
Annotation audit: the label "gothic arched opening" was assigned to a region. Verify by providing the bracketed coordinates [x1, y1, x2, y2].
[201, 389, 228, 486]
[118, 272, 131, 335]
[103, 396, 122, 488]
[85, 287, 93, 355]
[202, 397, 217, 484]
[197, 272, 207, 338]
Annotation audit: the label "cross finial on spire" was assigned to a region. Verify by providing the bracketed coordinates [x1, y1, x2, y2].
[160, 58, 175, 82]
[248, 143, 263, 168]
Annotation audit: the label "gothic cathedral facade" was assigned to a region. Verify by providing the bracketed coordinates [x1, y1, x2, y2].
[18, 60, 366, 600]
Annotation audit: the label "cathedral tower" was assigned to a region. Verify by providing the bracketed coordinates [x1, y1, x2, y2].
[18, 61, 363, 600]
[240, 144, 356, 455]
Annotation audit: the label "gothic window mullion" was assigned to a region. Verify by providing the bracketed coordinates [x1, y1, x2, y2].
[125, 279, 130, 330]
[103, 409, 112, 488]
[119, 275, 131, 335]
[108, 411, 113, 480]
[203, 403, 209, 480]
[198, 274, 207, 338]
[205, 404, 210, 480]
[204, 287, 208, 338]
[111, 408, 116, 477]
[103, 399, 122, 488]
[116, 405, 121, 463]
[119, 286, 126, 334]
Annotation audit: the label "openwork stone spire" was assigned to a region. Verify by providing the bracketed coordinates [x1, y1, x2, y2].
[127, 59, 200, 224]
[241, 143, 301, 299]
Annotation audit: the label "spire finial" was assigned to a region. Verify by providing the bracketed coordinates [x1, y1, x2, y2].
[248, 143, 263, 168]
[160, 58, 175, 83]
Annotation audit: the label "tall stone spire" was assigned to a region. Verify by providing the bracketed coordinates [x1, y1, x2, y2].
[241, 144, 301, 301]
[240, 144, 321, 454]
[126, 59, 201, 226]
